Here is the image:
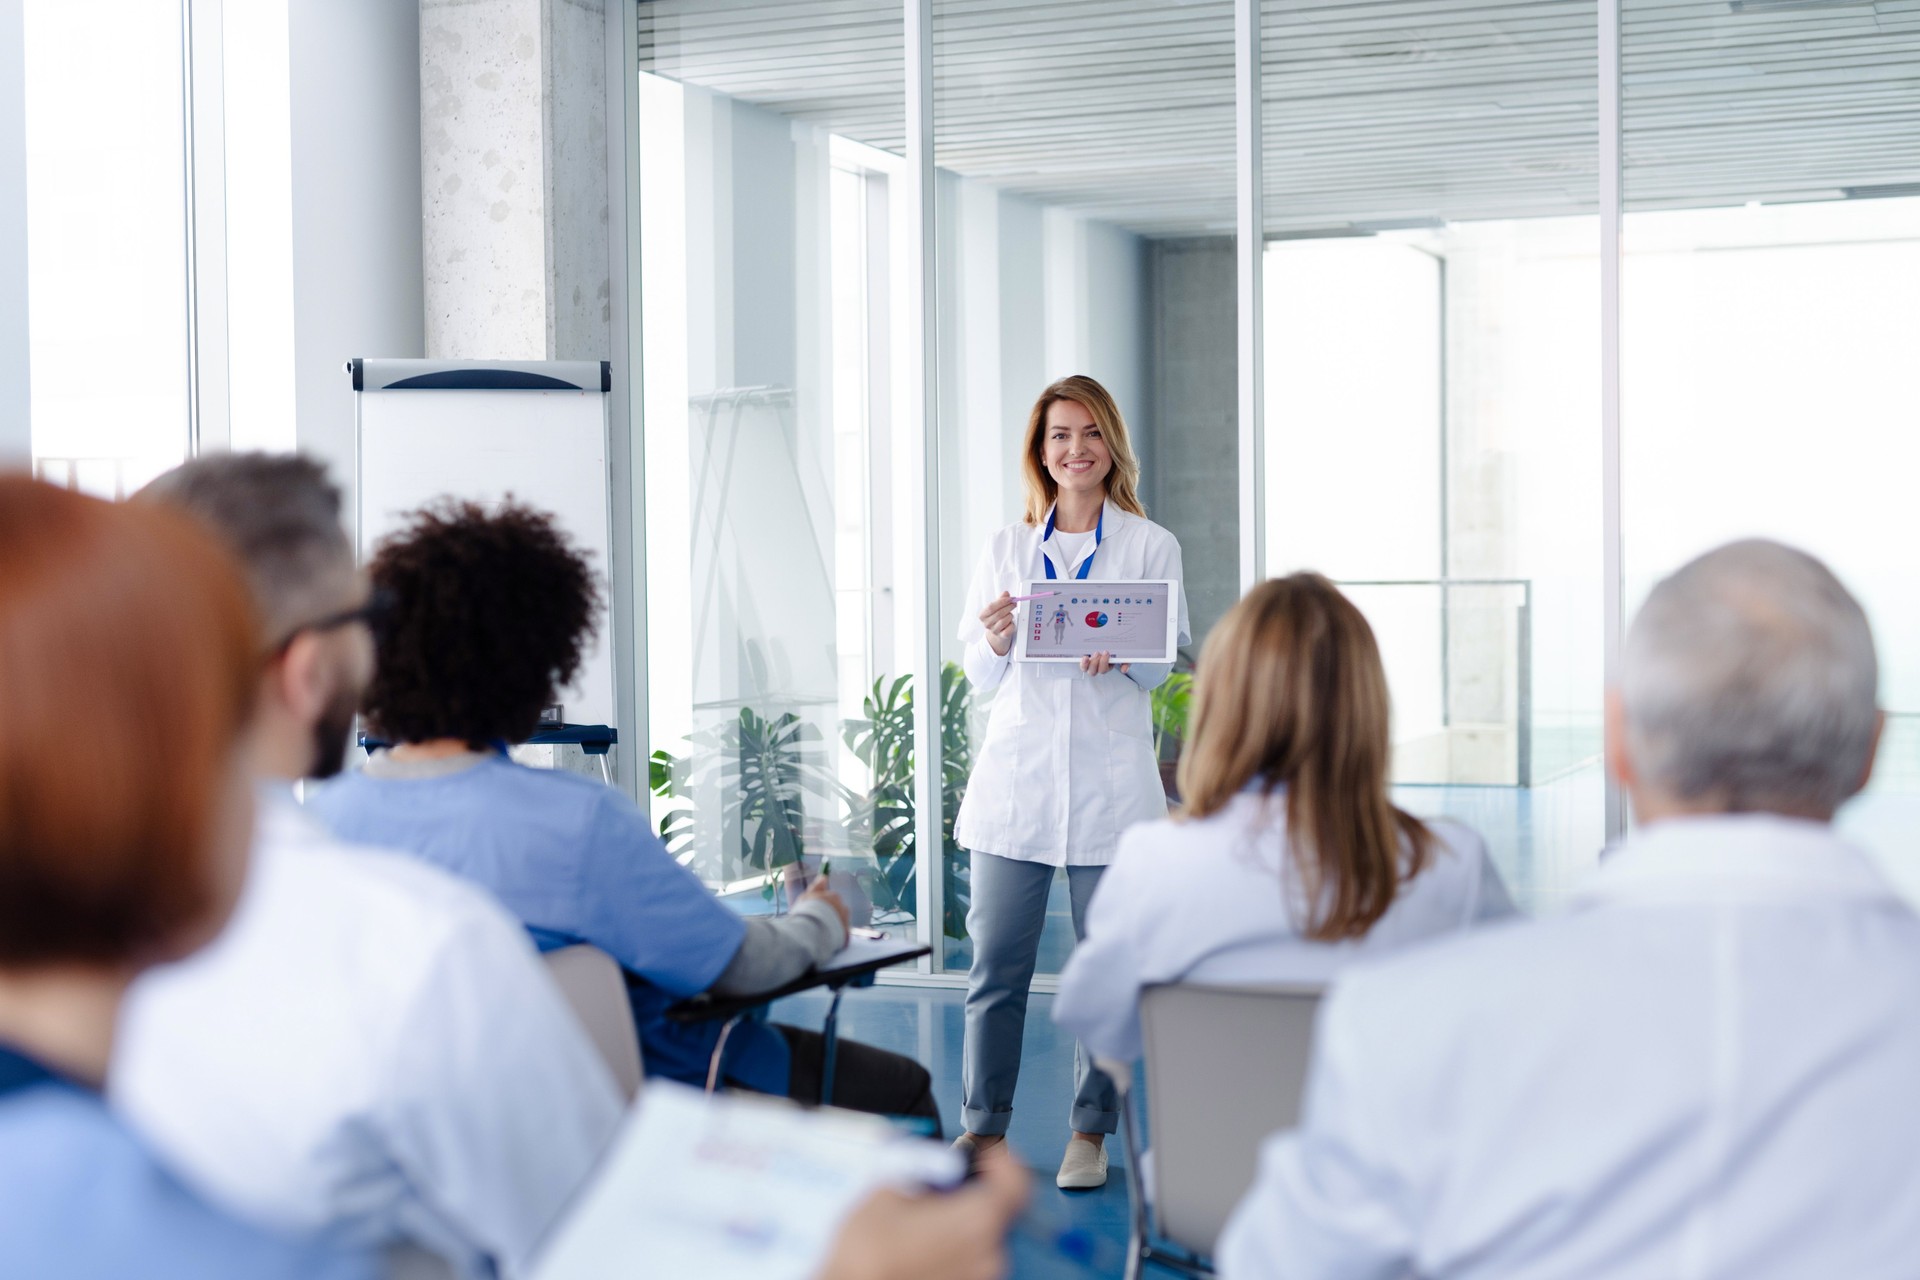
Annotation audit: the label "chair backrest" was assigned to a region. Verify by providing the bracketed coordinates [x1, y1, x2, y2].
[543, 944, 644, 1102]
[1140, 981, 1324, 1256]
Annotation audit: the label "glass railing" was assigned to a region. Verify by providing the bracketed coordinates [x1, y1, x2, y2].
[1334, 578, 1537, 788]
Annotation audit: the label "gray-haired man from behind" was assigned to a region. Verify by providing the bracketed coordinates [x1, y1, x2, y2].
[114, 454, 627, 1278]
[1220, 539, 1920, 1280]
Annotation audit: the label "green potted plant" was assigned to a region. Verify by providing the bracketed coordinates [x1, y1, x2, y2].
[649, 706, 844, 901]
[1151, 666, 1195, 803]
[842, 662, 975, 941]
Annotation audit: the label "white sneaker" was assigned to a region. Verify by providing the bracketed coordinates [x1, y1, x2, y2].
[1056, 1136, 1108, 1189]
[952, 1132, 1006, 1161]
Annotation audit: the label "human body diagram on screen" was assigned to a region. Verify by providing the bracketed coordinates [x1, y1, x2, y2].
[1024, 587, 1169, 659]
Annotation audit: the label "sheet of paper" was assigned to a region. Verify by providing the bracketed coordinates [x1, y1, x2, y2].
[821, 934, 926, 974]
[532, 1082, 963, 1280]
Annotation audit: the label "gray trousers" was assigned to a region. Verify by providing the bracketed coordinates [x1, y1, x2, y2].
[961, 851, 1118, 1137]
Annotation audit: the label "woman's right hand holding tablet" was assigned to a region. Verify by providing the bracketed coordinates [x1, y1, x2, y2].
[981, 591, 1018, 656]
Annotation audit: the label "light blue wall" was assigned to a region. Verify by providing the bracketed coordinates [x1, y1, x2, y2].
[289, 0, 423, 512]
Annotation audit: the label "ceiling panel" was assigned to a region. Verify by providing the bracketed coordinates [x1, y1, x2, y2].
[637, 0, 1920, 236]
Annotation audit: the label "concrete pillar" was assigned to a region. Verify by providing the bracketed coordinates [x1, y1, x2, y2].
[0, 0, 29, 468]
[417, 0, 609, 781]
[419, 0, 608, 361]
[1148, 236, 1238, 651]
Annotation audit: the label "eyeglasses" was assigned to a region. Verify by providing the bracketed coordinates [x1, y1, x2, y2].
[268, 586, 394, 658]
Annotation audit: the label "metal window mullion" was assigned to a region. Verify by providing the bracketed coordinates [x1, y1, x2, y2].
[1600, 0, 1626, 845]
[1235, 0, 1264, 591]
[906, 0, 943, 971]
[606, 0, 647, 803]
[182, 0, 229, 455]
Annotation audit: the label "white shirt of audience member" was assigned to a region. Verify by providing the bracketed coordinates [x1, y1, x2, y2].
[1054, 788, 1514, 1064]
[114, 790, 624, 1279]
[1220, 813, 1920, 1280]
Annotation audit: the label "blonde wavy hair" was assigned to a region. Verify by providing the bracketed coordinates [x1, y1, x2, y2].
[1019, 375, 1147, 526]
[1176, 574, 1433, 941]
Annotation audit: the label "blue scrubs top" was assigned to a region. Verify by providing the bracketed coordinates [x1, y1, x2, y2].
[0, 1044, 371, 1280]
[310, 757, 789, 1092]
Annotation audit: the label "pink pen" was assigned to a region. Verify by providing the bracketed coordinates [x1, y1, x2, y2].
[1007, 590, 1061, 603]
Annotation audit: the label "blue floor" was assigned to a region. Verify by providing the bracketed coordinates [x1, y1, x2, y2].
[771, 984, 1143, 1279]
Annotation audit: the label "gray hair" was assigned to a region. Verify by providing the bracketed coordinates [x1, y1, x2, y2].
[1622, 539, 1879, 816]
[137, 453, 355, 644]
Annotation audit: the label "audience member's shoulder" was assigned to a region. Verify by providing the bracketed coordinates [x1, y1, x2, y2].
[985, 519, 1033, 554]
[0, 1088, 367, 1278]
[1406, 816, 1498, 896]
[490, 756, 635, 808]
[275, 804, 539, 945]
[1420, 815, 1489, 863]
[1115, 506, 1177, 545]
[453, 756, 644, 841]
[1111, 797, 1283, 889]
[1338, 899, 1538, 1016]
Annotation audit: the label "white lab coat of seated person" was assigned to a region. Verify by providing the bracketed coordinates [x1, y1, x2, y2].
[114, 790, 625, 1280]
[955, 500, 1190, 868]
[1054, 789, 1514, 1064]
[1219, 814, 1920, 1280]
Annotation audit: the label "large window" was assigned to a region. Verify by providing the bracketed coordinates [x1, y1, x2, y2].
[24, 0, 191, 494]
[1261, 0, 1606, 909]
[23, 0, 300, 489]
[617, 0, 1920, 967]
[1619, 0, 1920, 890]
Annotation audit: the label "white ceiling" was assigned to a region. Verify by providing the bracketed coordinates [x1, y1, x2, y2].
[638, 0, 1920, 237]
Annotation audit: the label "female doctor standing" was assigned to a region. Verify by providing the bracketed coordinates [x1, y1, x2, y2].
[952, 374, 1189, 1189]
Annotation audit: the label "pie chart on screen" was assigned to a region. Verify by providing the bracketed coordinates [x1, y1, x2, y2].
[1085, 611, 1109, 628]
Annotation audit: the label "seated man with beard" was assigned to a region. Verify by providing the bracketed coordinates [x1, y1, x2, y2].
[114, 455, 627, 1279]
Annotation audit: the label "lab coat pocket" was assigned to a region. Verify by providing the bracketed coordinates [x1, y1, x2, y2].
[1100, 680, 1153, 741]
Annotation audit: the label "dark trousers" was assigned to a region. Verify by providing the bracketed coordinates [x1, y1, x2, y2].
[759, 1024, 943, 1138]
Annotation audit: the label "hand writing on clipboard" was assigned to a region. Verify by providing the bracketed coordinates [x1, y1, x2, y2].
[795, 859, 850, 933]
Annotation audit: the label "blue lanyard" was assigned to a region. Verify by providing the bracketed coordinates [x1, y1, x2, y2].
[1042, 507, 1103, 580]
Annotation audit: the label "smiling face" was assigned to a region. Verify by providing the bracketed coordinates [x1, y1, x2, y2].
[1041, 399, 1113, 501]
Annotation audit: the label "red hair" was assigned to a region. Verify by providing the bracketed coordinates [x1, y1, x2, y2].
[0, 477, 258, 967]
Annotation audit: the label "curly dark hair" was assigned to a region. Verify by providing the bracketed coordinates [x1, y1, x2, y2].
[362, 499, 600, 747]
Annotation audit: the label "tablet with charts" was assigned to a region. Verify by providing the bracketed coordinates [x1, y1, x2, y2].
[1014, 580, 1178, 664]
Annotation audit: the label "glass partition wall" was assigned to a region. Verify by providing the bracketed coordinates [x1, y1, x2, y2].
[636, 4, 917, 927]
[1261, 0, 1607, 908]
[931, 0, 1236, 970]
[619, 0, 1920, 975]
[1618, 0, 1920, 893]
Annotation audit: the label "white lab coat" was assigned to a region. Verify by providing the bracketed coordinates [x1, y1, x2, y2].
[115, 791, 625, 1279]
[1054, 790, 1514, 1063]
[954, 501, 1190, 867]
[1220, 814, 1920, 1280]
